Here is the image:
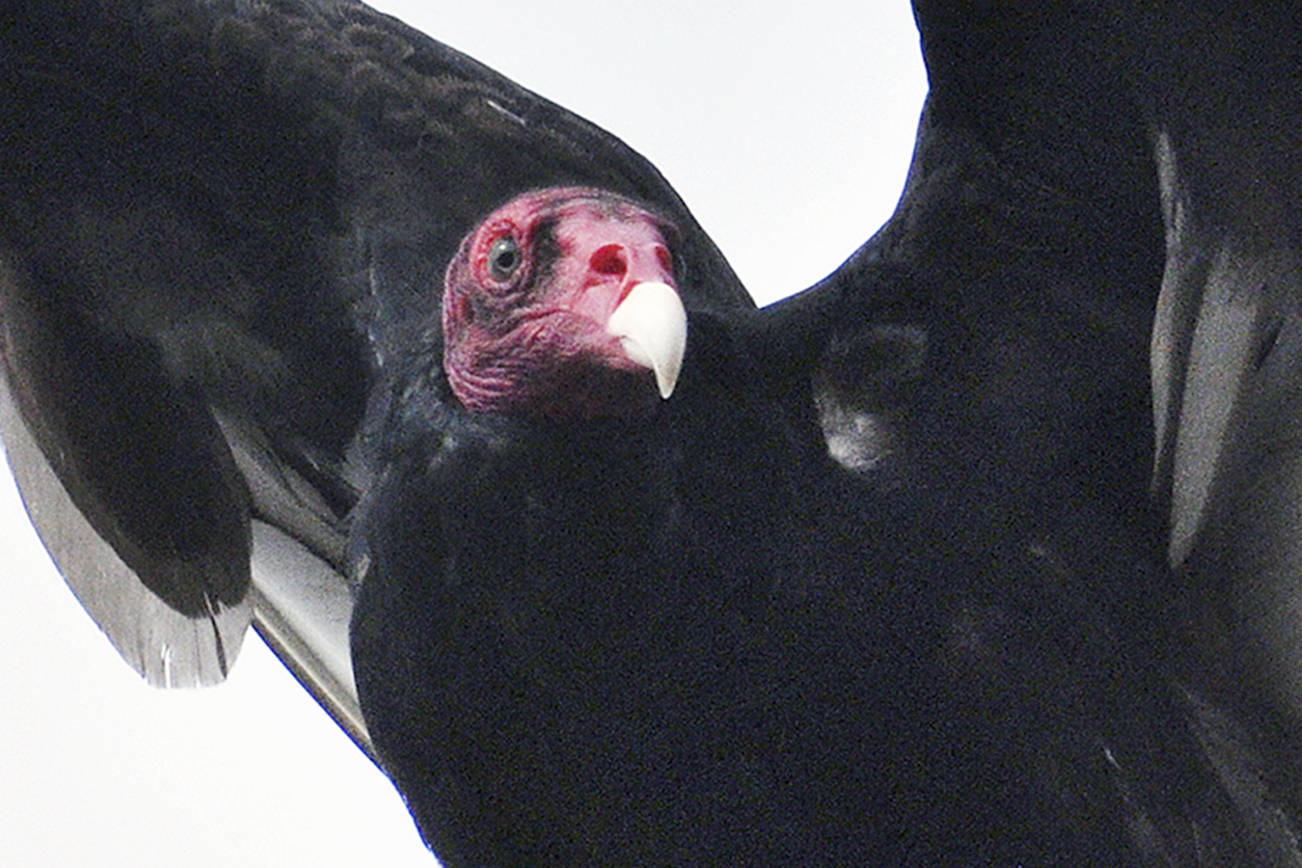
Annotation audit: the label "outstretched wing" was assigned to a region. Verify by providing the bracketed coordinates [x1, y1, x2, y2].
[754, 2, 1302, 861]
[0, 0, 744, 742]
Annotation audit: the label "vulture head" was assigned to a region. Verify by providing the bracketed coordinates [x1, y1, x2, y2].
[442, 188, 688, 419]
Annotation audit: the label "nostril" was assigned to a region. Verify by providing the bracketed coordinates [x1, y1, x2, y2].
[590, 244, 627, 276]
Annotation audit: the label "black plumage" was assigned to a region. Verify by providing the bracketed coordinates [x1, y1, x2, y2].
[3, 1, 1302, 864]
[344, 184, 1277, 865]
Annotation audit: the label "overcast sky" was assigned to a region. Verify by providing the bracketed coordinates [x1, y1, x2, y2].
[0, 3, 926, 865]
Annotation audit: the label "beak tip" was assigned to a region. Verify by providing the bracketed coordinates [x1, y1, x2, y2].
[655, 363, 678, 400]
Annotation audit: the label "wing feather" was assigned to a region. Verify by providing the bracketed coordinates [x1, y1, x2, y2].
[0, 362, 251, 686]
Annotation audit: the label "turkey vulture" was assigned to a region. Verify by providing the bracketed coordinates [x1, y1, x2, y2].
[1, 0, 1299, 864]
[345, 181, 1275, 864]
[0, 1, 920, 862]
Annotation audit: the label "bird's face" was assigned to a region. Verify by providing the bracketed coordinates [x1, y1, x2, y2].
[442, 188, 687, 419]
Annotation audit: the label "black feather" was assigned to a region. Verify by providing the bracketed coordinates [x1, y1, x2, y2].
[4, 1, 1302, 864]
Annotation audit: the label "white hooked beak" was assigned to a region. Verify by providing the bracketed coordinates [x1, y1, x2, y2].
[606, 281, 687, 399]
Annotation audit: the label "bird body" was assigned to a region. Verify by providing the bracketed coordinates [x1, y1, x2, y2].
[4, 2, 1302, 865]
[349, 188, 1270, 866]
[352, 382, 885, 864]
[350, 189, 898, 863]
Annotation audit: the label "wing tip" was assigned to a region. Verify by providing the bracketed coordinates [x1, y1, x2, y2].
[0, 365, 253, 688]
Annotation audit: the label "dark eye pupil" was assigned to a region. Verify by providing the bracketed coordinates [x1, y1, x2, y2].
[488, 237, 520, 281]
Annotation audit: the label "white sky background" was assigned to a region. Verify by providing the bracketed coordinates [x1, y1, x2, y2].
[0, 2, 926, 865]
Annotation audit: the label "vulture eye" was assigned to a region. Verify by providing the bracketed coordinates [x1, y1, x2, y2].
[487, 236, 521, 282]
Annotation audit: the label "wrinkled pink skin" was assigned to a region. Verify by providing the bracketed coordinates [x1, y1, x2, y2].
[443, 188, 680, 418]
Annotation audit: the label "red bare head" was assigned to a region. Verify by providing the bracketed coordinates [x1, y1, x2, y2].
[443, 188, 687, 418]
